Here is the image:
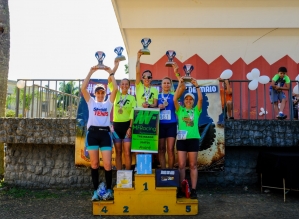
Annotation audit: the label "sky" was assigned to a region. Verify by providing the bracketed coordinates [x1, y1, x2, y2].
[8, 0, 127, 81]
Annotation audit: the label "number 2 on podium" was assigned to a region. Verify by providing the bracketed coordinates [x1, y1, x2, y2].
[143, 182, 148, 191]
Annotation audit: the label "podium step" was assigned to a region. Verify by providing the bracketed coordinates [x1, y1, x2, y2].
[92, 170, 198, 215]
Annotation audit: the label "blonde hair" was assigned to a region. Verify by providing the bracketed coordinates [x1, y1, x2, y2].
[161, 77, 174, 92]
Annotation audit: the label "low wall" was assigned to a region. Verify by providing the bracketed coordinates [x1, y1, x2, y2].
[0, 118, 298, 188]
[225, 120, 299, 147]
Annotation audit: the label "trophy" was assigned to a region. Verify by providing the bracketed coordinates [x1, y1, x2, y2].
[95, 51, 106, 69]
[183, 64, 194, 82]
[114, 46, 126, 61]
[165, 50, 176, 67]
[141, 38, 151, 55]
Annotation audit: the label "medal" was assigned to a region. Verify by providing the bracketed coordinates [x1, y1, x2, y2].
[162, 92, 170, 107]
[187, 109, 194, 127]
[143, 86, 151, 103]
[118, 93, 128, 115]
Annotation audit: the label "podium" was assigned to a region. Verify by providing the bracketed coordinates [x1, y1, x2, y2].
[93, 170, 198, 215]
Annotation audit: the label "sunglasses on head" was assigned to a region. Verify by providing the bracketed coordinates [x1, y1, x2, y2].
[143, 76, 152, 79]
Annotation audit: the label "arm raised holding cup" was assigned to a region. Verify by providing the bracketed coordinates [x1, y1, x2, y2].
[135, 49, 158, 108]
[81, 59, 119, 201]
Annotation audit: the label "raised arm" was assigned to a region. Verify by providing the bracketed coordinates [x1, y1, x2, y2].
[173, 78, 186, 111]
[81, 66, 99, 103]
[191, 78, 203, 111]
[172, 62, 181, 80]
[108, 60, 120, 84]
[104, 67, 118, 103]
[224, 79, 232, 94]
[135, 50, 143, 85]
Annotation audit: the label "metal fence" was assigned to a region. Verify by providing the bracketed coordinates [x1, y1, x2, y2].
[14, 79, 82, 118]
[11, 79, 299, 120]
[225, 80, 299, 120]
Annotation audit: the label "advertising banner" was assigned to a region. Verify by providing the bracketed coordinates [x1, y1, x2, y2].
[131, 108, 159, 153]
[75, 79, 224, 172]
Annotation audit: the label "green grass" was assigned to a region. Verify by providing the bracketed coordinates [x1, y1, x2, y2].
[1, 185, 91, 199]
[5, 187, 29, 198]
[1, 187, 61, 199]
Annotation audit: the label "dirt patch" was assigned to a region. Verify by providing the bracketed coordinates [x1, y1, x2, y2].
[1, 183, 299, 219]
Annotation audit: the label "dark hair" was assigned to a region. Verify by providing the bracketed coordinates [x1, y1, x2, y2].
[278, 67, 287, 73]
[142, 70, 152, 76]
[121, 78, 130, 86]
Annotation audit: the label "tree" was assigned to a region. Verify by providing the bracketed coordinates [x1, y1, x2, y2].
[6, 87, 37, 117]
[125, 64, 129, 74]
[0, 0, 10, 175]
[57, 81, 79, 117]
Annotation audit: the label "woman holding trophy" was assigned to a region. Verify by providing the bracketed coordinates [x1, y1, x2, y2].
[108, 76, 136, 170]
[135, 50, 158, 108]
[81, 60, 119, 201]
[173, 76, 203, 199]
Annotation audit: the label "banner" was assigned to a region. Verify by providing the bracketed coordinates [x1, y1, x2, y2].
[75, 79, 224, 172]
[131, 108, 159, 153]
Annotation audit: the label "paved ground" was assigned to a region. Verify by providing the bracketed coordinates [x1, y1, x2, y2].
[1, 184, 299, 219]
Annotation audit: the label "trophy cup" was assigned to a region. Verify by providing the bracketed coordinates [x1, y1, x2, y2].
[95, 51, 106, 69]
[183, 64, 194, 82]
[114, 46, 126, 61]
[141, 38, 151, 55]
[165, 50, 176, 67]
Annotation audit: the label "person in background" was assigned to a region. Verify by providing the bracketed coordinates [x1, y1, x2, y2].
[81, 61, 118, 201]
[292, 92, 299, 120]
[108, 76, 136, 170]
[218, 78, 233, 120]
[269, 66, 290, 119]
[173, 77, 203, 199]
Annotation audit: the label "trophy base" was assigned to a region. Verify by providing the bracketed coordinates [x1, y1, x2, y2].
[165, 62, 174, 67]
[115, 56, 126, 61]
[98, 64, 106, 69]
[141, 49, 150, 55]
[183, 77, 192, 82]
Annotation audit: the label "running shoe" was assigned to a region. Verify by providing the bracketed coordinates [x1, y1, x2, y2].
[176, 188, 185, 198]
[102, 189, 114, 200]
[91, 190, 99, 201]
[190, 189, 198, 199]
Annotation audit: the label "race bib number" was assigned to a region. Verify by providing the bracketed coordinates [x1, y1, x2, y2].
[160, 110, 171, 120]
[177, 130, 187, 140]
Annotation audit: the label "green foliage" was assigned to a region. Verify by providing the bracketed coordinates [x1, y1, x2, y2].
[1, 187, 59, 199]
[56, 106, 66, 117]
[125, 64, 129, 74]
[5, 109, 15, 117]
[6, 87, 39, 113]
[57, 81, 79, 111]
